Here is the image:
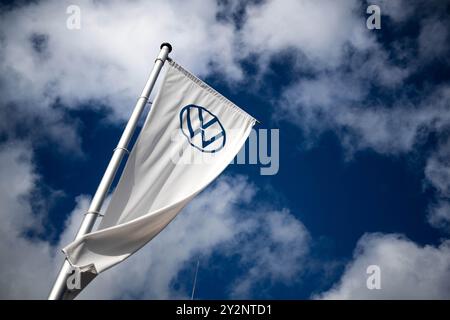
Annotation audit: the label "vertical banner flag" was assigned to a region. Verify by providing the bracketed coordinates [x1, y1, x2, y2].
[63, 59, 257, 284]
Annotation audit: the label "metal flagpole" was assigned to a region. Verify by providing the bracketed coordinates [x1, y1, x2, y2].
[48, 42, 172, 300]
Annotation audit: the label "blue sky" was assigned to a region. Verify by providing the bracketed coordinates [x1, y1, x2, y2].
[1, 0, 450, 299]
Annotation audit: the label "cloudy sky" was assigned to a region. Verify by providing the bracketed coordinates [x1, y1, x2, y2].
[1, 0, 450, 299]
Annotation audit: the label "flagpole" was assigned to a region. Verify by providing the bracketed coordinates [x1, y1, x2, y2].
[48, 42, 172, 300]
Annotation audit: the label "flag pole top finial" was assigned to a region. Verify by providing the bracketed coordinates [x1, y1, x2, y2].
[161, 42, 173, 53]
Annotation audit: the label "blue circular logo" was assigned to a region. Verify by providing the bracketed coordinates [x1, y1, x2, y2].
[179, 105, 226, 153]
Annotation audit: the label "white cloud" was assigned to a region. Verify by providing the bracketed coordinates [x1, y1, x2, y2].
[0, 0, 241, 120]
[428, 201, 450, 231]
[241, 0, 373, 68]
[425, 138, 450, 198]
[240, 0, 448, 166]
[318, 233, 450, 299]
[419, 18, 449, 60]
[425, 137, 450, 230]
[228, 209, 310, 298]
[0, 141, 93, 299]
[372, 0, 415, 23]
[280, 81, 445, 155]
[278, 38, 450, 232]
[240, 0, 450, 300]
[0, 143, 56, 299]
[0, 104, 82, 154]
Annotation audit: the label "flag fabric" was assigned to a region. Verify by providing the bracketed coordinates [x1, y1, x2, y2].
[62, 59, 256, 283]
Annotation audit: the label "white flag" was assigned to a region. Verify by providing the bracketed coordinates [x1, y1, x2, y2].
[63, 59, 256, 281]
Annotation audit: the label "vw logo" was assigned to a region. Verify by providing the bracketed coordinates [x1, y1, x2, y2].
[179, 105, 226, 153]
